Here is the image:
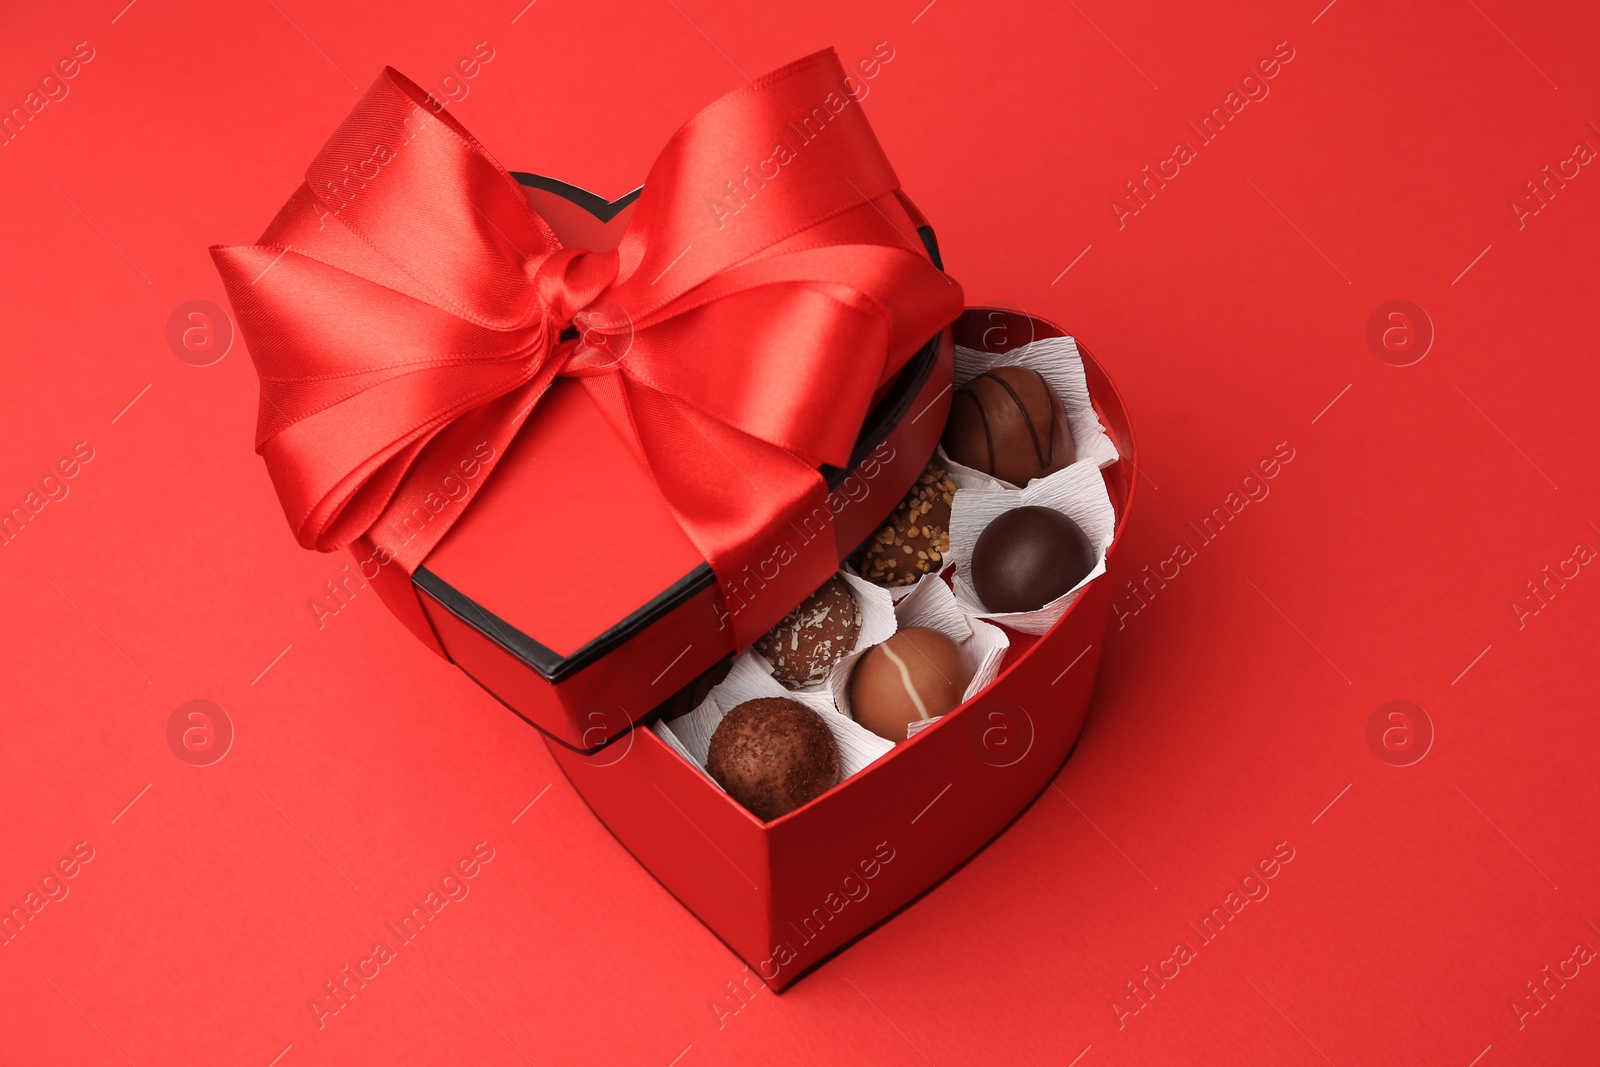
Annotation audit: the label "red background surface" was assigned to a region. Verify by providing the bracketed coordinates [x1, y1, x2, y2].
[3, 0, 1598, 1063]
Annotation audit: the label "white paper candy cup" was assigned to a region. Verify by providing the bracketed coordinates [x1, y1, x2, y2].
[947, 460, 1117, 635]
[830, 573, 1009, 741]
[937, 444, 1008, 492]
[940, 336, 1121, 488]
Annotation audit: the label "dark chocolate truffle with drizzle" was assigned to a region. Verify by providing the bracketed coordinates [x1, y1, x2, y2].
[707, 698, 841, 820]
[942, 366, 1074, 485]
[852, 462, 955, 587]
[756, 576, 862, 689]
[970, 505, 1095, 613]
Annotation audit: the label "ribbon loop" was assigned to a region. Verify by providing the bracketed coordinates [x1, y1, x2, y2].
[212, 50, 964, 651]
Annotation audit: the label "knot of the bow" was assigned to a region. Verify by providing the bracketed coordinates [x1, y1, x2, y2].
[527, 246, 631, 377]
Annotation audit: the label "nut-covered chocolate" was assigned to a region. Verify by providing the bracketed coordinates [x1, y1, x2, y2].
[852, 463, 955, 587]
[971, 505, 1095, 613]
[706, 698, 841, 820]
[941, 366, 1075, 485]
[755, 576, 862, 689]
[849, 627, 972, 742]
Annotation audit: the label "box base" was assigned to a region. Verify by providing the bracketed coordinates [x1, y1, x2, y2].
[546, 309, 1139, 990]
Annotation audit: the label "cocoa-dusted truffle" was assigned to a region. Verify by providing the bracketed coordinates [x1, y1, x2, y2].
[971, 506, 1095, 613]
[942, 366, 1075, 485]
[707, 698, 841, 820]
[852, 462, 955, 587]
[755, 576, 862, 689]
[849, 627, 972, 743]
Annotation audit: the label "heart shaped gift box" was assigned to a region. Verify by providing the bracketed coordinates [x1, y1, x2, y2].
[213, 53, 1136, 991]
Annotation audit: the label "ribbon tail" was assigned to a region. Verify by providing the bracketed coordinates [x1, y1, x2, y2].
[366, 363, 564, 572]
[348, 364, 564, 656]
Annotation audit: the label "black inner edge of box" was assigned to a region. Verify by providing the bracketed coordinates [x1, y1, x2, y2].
[414, 173, 946, 687]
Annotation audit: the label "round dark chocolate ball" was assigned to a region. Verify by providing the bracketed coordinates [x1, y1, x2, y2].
[849, 627, 972, 742]
[756, 576, 863, 689]
[706, 698, 841, 821]
[852, 462, 955, 587]
[942, 366, 1075, 486]
[970, 505, 1095, 613]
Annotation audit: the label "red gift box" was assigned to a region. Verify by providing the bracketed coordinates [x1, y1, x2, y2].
[213, 52, 1136, 993]
[549, 307, 1137, 990]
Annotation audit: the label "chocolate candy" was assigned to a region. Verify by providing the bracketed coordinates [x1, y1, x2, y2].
[756, 576, 862, 689]
[971, 505, 1095, 613]
[849, 627, 972, 742]
[941, 366, 1075, 485]
[706, 698, 841, 820]
[852, 462, 955, 587]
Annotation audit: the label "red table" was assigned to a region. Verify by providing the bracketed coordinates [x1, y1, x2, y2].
[2, 0, 1596, 1063]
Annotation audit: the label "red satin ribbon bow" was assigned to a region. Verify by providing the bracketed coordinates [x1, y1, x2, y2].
[212, 50, 962, 651]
